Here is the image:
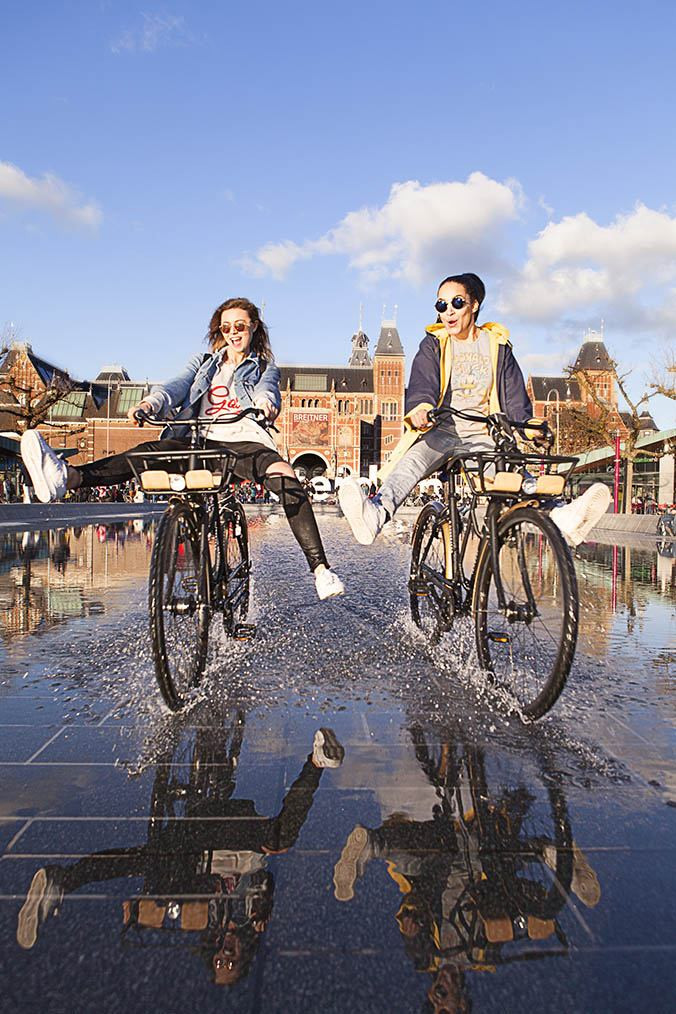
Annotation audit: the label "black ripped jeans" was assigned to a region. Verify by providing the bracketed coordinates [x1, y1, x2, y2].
[76, 438, 329, 572]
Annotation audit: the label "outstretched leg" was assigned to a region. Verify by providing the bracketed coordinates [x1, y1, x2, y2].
[20, 429, 188, 503]
[264, 462, 344, 599]
[339, 426, 482, 545]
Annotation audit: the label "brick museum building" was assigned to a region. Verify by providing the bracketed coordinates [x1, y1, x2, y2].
[527, 333, 657, 445]
[0, 320, 406, 485]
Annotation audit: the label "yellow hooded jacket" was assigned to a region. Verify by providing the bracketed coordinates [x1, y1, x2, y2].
[378, 321, 513, 481]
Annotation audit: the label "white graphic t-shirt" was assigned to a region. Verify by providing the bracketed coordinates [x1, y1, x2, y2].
[443, 330, 493, 440]
[199, 359, 276, 449]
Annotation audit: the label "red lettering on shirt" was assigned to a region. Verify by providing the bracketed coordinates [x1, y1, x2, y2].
[205, 384, 242, 417]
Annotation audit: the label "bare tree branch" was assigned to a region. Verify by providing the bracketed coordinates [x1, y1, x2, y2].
[2, 372, 76, 431]
[649, 346, 676, 401]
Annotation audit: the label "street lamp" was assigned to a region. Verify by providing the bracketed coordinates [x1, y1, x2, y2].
[105, 380, 120, 456]
[545, 388, 561, 454]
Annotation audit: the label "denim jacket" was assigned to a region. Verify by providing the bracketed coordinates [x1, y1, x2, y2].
[146, 350, 281, 440]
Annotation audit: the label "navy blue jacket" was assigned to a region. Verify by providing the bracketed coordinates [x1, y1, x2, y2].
[405, 327, 532, 424]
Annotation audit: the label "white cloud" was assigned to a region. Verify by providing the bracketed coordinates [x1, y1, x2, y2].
[503, 203, 676, 332]
[111, 13, 189, 54]
[240, 173, 521, 283]
[0, 161, 102, 228]
[519, 349, 578, 375]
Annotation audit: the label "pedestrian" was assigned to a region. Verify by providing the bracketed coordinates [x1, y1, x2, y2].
[20, 298, 344, 601]
[339, 272, 610, 546]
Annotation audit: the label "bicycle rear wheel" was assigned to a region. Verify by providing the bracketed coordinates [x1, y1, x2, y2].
[213, 501, 250, 634]
[149, 502, 209, 710]
[474, 507, 578, 720]
[409, 502, 452, 644]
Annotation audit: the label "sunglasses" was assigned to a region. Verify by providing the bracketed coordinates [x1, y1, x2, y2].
[218, 320, 250, 335]
[435, 296, 470, 313]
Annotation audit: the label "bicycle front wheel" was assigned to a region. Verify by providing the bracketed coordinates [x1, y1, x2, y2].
[474, 507, 578, 720]
[409, 502, 452, 644]
[149, 502, 209, 711]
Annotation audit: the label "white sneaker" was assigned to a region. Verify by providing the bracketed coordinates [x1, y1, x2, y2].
[333, 825, 372, 901]
[314, 567, 345, 600]
[312, 727, 345, 768]
[20, 430, 68, 504]
[17, 867, 64, 949]
[550, 483, 611, 546]
[338, 478, 386, 545]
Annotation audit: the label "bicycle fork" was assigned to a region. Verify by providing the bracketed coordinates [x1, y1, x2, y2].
[486, 504, 538, 625]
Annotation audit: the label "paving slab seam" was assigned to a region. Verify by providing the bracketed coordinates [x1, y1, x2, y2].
[2, 848, 334, 859]
[24, 727, 66, 763]
[2, 815, 273, 821]
[3, 819, 34, 852]
[546, 863, 596, 941]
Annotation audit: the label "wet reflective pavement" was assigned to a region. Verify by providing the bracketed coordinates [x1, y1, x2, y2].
[0, 516, 674, 1012]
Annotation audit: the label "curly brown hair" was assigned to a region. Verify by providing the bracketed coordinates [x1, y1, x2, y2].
[206, 298, 273, 363]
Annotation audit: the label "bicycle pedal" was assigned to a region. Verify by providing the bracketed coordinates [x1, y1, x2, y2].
[233, 623, 257, 641]
[487, 631, 511, 644]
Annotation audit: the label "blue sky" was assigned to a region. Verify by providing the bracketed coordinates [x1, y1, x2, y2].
[2, 0, 675, 426]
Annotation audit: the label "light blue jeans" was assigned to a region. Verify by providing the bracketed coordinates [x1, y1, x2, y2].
[378, 423, 493, 518]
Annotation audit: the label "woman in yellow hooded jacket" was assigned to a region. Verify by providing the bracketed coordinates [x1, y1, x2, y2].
[339, 273, 610, 546]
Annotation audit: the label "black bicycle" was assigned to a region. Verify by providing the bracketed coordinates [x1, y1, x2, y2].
[409, 723, 574, 964]
[409, 407, 580, 720]
[127, 408, 266, 711]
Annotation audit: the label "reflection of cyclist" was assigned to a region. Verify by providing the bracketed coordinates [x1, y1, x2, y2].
[333, 726, 599, 1002]
[17, 726, 345, 987]
[20, 298, 343, 601]
[49, 530, 70, 575]
[339, 272, 610, 547]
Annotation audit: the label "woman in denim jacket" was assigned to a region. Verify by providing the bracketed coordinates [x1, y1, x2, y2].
[21, 297, 344, 600]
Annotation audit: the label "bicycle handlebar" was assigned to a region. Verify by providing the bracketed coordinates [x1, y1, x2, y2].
[133, 406, 277, 432]
[427, 406, 552, 445]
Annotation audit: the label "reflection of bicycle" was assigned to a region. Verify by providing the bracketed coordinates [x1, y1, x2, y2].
[17, 711, 345, 983]
[656, 513, 675, 538]
[409, 407, 579, 720]
[128, 409, 267, 710]
[334, 723, 587, 999]
[410, 726, 574, 943]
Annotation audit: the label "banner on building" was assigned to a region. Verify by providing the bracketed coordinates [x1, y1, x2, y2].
[291, 411, 330, 446]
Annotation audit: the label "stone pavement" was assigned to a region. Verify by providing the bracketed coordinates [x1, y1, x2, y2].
[0, 517, 673, 1012]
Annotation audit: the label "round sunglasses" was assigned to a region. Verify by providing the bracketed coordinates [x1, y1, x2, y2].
[218, 320, 250, 336]
[435, 296, 469, 313]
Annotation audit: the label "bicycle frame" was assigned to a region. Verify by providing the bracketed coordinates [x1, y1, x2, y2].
[414, 405, 578, 627]
[203, 490, 249, 618]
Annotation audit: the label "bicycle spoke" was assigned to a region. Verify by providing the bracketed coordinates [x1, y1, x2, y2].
[476, 509, 577, 719]
[410, 506, 451, 643]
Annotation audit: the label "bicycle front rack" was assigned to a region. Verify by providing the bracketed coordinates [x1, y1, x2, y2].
[126, 448, 239, 495]
[453, 451, 578, 501]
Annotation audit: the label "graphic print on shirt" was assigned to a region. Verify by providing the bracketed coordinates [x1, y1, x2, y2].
[205, 381, 242, 417]
[451, 339, 492, 413]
